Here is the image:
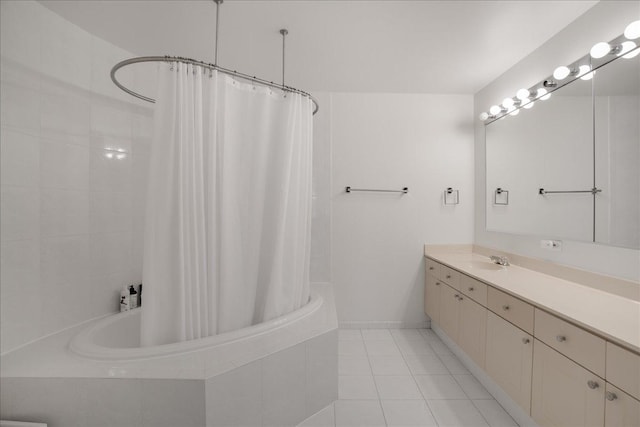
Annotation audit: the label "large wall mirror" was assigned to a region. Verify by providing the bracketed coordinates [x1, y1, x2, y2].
[486, 51, 640, 249]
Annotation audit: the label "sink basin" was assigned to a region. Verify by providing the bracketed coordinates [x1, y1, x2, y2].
[466, 260, 506, 271]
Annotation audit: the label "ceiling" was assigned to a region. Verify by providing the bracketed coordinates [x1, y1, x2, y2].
[39, 0, 598, 94]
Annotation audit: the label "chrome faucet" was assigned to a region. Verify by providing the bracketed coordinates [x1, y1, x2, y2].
[490, 255, 510, 266]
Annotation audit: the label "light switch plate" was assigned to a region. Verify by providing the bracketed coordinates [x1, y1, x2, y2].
[540, 239, 562, 251]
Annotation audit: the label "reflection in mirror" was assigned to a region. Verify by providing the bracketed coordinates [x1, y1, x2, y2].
[486, 74, 594, 242]
[594, 53, 640, 249]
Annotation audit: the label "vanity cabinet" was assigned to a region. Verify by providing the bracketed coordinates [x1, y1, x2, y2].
[425, 264, 487, 368]
[424, 255, 640, 426]
[424, 271, 441, 323]
[486, 311, 533, 413]
[531, 340, 605, 427]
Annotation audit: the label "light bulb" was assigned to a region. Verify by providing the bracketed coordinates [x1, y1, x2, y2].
[577, 64, 589, 76]
[624, 47, 640, 59]
[105, 152, 114, 159]
[577, 65, 592, 81]
[520, 97, 530, 106]
[516, 88, 530, 101]
[624, 20, 640, 40]
[590, 42, 611, 59]
[502, 98, 514, 109]
[553, 66, 570, 80]
[489, 105, 501, 115]
[620, 41, 640, 59]
[509, 107, 519, 116]
[537, 88, 551, 101]
[479, 112, 489, 121]
[523, 101, 535, 109]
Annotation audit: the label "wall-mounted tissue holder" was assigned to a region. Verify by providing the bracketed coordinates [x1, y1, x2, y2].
[443, 188, 459, 205]
[494, 188, 509, 205]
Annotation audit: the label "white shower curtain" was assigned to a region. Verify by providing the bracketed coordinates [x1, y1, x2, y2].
[141, 62, 313, 346]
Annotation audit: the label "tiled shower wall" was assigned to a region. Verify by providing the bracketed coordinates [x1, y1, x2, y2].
[1, 1, 333, 354]
[0, 0, 153, 353]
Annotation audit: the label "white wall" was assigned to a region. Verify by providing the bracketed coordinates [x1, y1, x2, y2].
[474, 1, 640, 282]
[327, 93, 474, 326]
[0, 1, 153, 353]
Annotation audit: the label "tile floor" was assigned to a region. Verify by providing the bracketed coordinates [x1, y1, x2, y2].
[298, 328, 518, 427]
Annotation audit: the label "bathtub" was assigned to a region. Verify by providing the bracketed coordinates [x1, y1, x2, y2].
[0, 283, 338, 427]
[70, 290, 324, 361]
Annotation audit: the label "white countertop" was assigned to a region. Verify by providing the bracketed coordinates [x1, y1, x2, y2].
[424, 248, 640, 353]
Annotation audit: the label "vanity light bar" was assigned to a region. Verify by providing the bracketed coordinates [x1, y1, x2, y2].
[479, 19, 640, 123]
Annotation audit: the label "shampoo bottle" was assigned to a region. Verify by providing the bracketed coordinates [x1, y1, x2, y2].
[129, 285, 138, 309]
[120, 287, 129, 312]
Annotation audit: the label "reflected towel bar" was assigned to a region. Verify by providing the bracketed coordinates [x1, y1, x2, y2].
[345, 186, 408, 194]
[538, 188, 602, 195]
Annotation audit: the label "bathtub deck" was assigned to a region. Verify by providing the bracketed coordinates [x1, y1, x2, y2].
[1, 283, 337, 380]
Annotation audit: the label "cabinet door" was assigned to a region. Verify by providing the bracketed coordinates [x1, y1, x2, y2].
[439, 283, 460, 341]
[605, 384, 640, 427]
[531, 340, 605, 427]
[458, 295, 487, 369]
[425, 273, 441, 322]
[485, 311, 533, 413]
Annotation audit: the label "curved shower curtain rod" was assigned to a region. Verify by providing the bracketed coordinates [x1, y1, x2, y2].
[110, 56, 320, 115]
[110, 0, 318, 114]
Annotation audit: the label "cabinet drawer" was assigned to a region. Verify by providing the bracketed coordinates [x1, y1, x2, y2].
[488, 287, 534, 334]
[605, 383, 640, 427]
[607, 342, 640, 401]
[441, 265, 461, 290]
[534, 309, 605, 377]
[425, 258, 441, 279]
[460, 275, 488, 306]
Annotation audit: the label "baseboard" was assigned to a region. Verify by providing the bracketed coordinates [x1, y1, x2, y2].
[339, 320, 430, 329]
[431, 324, 538, 427]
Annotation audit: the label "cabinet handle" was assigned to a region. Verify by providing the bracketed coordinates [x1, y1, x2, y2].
[429, 267, 434, 270]
[468, 287, 474, 291]
[435, 282, 440, 286]
[556, 335, 567, 342]
[458, 296, 464, 301]
[587, 380, 599, 390]
[522, 338, 530, 344]
[502, 305, 510, 311]
[606, 391, 618, 401]
[454, 294, 460, 299]
[446, 275, 452, 279]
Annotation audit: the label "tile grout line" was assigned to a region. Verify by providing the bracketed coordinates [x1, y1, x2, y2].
[363, 330, 389, 426]
[392, 329, 442, 427]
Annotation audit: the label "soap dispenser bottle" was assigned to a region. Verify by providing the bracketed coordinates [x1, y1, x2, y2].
[129, 285, 138, 309]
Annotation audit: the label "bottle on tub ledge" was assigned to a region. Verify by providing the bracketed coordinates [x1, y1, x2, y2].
[129, 285, 138, 309]
[120, 286, 130, 312]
